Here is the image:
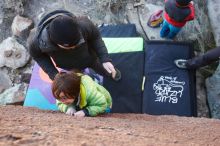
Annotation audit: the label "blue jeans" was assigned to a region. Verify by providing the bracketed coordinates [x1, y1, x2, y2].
[160, 20, 181, 39]
[105, 107, 111, 113]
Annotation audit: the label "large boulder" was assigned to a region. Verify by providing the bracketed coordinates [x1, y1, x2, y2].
[0, 70, 12, 94]
[205, 0, 220, 119]
[0, 83, 27, 105]
[11, 15, 34, 39]
[207, 0, 220, 46]
[0, 37, 30, 69]
[0, 0, 24, 42]
[206, 65, 220, 118]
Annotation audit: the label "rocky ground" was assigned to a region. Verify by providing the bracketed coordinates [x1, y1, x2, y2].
[0, 105, 220, 146]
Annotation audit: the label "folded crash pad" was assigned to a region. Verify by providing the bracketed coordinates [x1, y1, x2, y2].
[103, 51, 144, 113]
[24, 64, 58, 110]
[99, 24, 138, 37]
[103, 38, 143, 53]
[143, 41, 197, 116]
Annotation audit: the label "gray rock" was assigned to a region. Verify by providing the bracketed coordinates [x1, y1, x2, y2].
[0, 37, 30, 69]
[206, 65, 220, 119]
[0, 71, 12, 93]
[21, 73, 32, 84]
[0, 0, 24, 42]
[205, 0, 220, 119]
[0, 83, 27, 105]
[11, 15, 34, 39]
[208, 0, 220, 46]
[196, 72, 210, 117]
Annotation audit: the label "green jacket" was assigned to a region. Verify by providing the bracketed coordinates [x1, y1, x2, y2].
[56, 75, 112, 116]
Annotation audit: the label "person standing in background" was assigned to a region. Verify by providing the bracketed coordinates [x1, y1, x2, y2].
[160, 0, 195, 39]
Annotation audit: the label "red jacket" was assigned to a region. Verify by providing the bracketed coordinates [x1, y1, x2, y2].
[164, 0, 195, 27]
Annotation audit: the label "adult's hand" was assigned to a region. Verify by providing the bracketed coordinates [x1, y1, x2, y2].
[102, 62, 116, 78]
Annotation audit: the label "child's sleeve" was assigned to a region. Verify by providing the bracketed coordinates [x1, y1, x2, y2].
[85, 90, 108, 117]
[56, 100, 75, 113]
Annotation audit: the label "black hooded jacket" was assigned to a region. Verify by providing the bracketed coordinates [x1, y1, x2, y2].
[28, 10, 111, 80]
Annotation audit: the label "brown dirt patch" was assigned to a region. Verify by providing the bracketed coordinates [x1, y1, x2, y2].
[0, 105, 220, 146]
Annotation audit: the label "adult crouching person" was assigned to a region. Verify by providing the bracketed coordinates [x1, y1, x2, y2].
[27, 10, 121, 81]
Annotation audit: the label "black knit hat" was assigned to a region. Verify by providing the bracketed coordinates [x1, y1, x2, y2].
[48, 15, 81, 47]
[176, 0, 191, 6]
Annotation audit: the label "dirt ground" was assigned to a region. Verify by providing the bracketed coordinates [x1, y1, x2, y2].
[0, 105, 220, 146]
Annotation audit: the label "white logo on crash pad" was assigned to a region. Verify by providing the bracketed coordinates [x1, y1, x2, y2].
[153, 76, 185, 103]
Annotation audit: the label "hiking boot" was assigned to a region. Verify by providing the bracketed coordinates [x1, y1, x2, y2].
[113, 68, 121, 81]
[174, 59, 188, 69]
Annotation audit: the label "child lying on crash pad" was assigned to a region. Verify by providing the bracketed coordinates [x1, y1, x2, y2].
[51, 71, 112, 117]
